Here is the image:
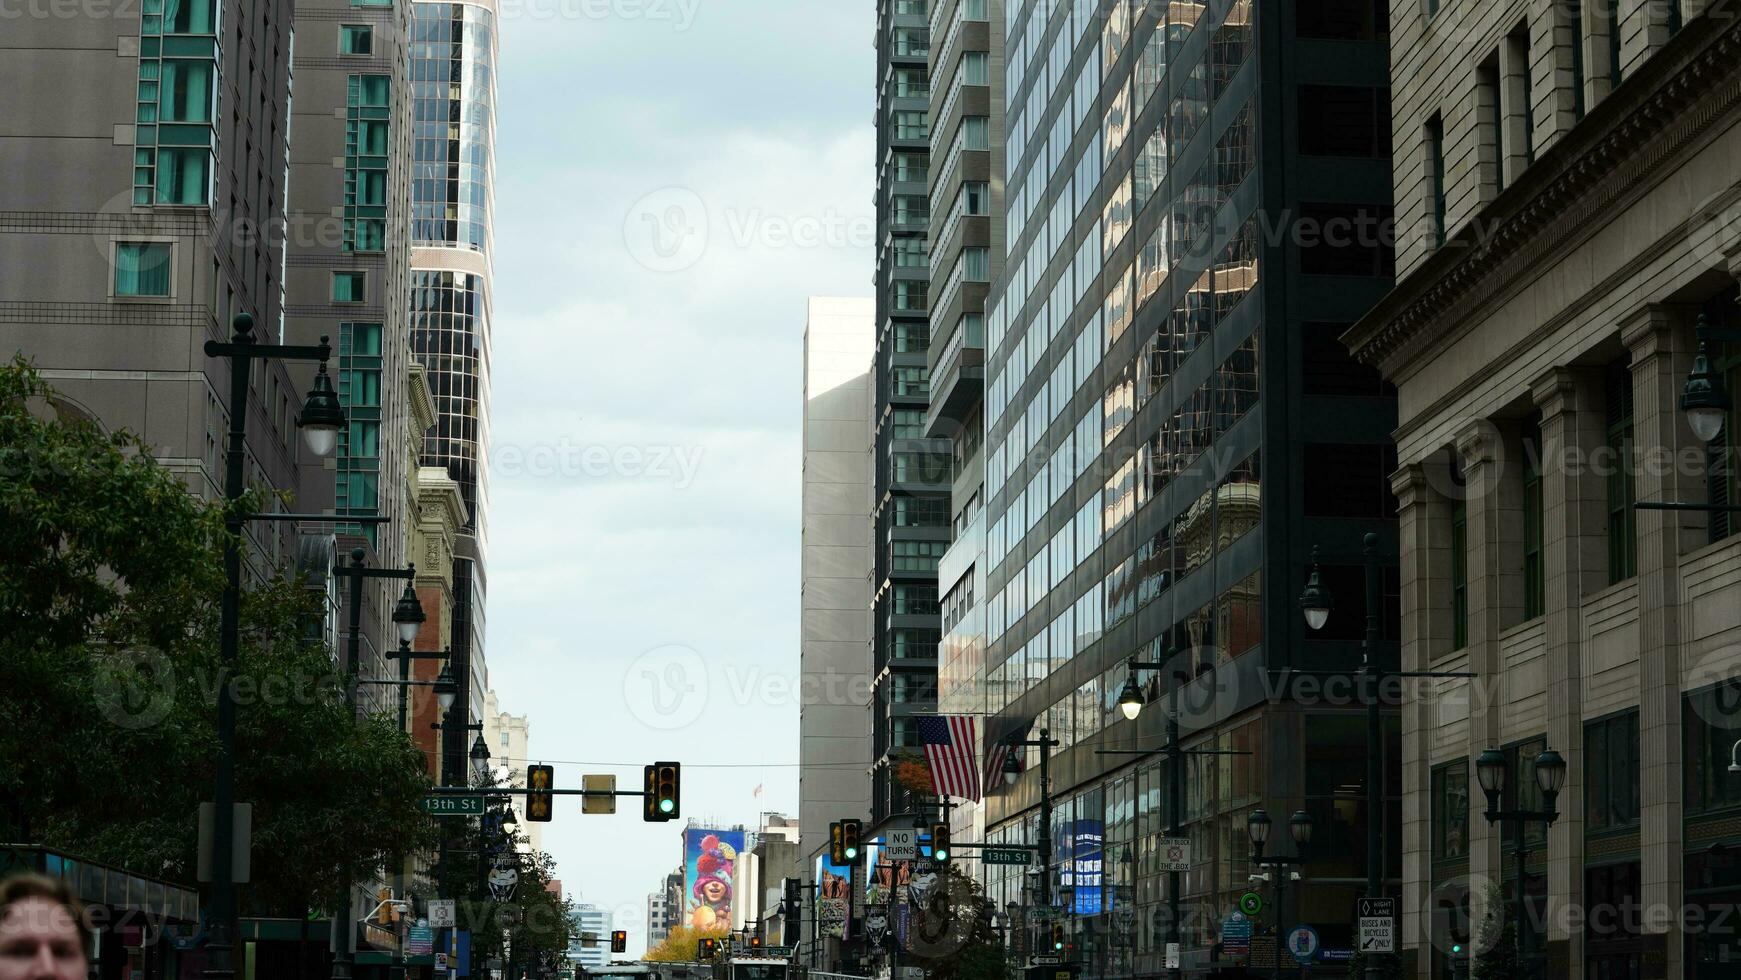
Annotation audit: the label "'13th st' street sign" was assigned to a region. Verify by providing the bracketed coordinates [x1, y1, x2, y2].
[421, 795, 485, 817]
[983, 847, 1033, 866]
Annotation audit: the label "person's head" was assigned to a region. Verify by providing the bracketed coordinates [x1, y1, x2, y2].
[0, 875, 87, 980]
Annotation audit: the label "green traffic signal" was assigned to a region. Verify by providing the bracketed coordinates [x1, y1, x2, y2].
[660, 797, 675, 813]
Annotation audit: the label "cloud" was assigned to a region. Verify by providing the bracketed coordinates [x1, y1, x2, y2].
[479, 0, 872, 948]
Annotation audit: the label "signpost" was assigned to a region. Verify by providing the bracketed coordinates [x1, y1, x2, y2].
[581, 774, 617, 815]
[1285, 925, 1320, 965]
[408, 926, 434, 956]
[429, 901, 456, 928]
[1237, 892, 1263, 917]
[983, 847, 1033, 866]
[1158, 837, 1191, 873]
[1164, 943, 1180, 969]
[883, 828, 918, 862]
[421, 795, 485, 817]
[1358, 897, 1397, 954]
[1221, 913, 1251, 957]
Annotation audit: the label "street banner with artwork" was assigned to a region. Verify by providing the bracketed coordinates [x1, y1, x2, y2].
[815, 853, 851, 939]
[684, 828, 746, 931]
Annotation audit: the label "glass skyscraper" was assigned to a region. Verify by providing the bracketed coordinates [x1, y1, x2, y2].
[410, 0, 498, 717]
[965, 1, 1400, 972]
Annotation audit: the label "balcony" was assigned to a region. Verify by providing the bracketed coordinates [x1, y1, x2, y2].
[923, 314, 984, 439]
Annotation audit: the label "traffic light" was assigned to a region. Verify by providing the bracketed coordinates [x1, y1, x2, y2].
[643, 762, 680, 822]
[828, 821, 846, 864]
[610, 931, 627, 953]
[1050, 923, 1065, 952]
[656, 762, 680, 818]
[749, 936, 762, 950]
[527, 764, 554, 822]
[702, 938, 719, 959]
[840, 818, 863, 864]
[782, 878, 801, 942]
[931, 822, 951, 864]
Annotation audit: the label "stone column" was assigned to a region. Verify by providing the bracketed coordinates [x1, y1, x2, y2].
[1622, 305, 1699, 980]
[1532, 0, 1574, 158]
[1529, 366, 1607, 980]
[1455, 420, 1521, 946]
[1394, 457, 1457, 979]
[1620, 0, 1676, 81]
[1498, 26, 1534, 187]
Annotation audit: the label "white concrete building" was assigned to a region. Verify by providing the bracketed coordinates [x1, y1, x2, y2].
[799, 297, 877, 858]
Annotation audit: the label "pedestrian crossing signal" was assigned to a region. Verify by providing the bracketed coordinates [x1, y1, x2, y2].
[527, 765, 554, 822]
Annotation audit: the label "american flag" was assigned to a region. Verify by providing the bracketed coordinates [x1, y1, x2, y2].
[918, 715, 981, 801]
[984, 719, 1031, 793]
[984, 741, 1013, 794]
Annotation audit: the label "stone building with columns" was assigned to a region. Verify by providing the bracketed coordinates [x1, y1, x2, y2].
[1345, 3, 1741, 978]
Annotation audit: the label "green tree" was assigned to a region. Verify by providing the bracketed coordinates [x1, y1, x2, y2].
[0, 359, 434, 916]
[903, 867, 1005, 980]
[1469, 882, 1517, 980]
[645, 925, 728, 962]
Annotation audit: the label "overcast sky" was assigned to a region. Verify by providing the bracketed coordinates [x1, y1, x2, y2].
[484, 0, 872, 954]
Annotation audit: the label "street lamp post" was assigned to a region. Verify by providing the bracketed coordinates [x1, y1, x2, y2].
[1246, 809, 1314, 980]
[1474, 746, 1566, 978]
[1300, 534, 1475, 979]
[1002, 728, 1060, 964]
[1113, 650, 1256, 979]
[331, 550, 419, 980]
[203, 312, 345, 980]
[1001, 728, 1060, 903]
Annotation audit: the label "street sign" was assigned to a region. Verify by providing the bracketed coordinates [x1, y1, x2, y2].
[1358, 897, 1396, 954]
[582, 774, 617, 815]
[422, 795, 485, 816]
[1285, 925, 1320, 964]
[1158, 837, 1191, 872]
[409, 926, 434, 956]
[1358, 917, 1395, 953]
[1030, 956, 1061, 966]
[435, 954, 448, 970]
[1164, 943, 1180, 969]
[1357, 897, 1397, 918]
[1238, 891, 1263, 917]
[429, 901, 456, 927]
[983, 847, 1033, 866]
[883, 827, 918, 861]
[1222, 912, 1251, 956]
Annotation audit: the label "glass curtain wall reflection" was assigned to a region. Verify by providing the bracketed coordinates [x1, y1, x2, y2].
[978, 0, 1396, 974]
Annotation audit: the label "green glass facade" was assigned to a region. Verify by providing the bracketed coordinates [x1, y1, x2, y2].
[134, 0, 218, 206]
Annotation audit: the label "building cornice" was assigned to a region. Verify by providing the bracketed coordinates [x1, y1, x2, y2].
[1343, 11, 1741, 379]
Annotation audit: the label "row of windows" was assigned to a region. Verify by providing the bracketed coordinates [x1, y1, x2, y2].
[1430, 700, 1693, 869]
[1446, 356, 1636, 650]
